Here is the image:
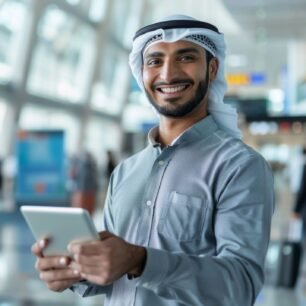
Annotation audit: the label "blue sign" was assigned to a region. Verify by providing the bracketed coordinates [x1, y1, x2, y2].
[16, 130, 67, 204]
[250, 73, 267, 85]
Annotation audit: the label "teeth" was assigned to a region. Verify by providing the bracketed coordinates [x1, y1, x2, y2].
[160, 85, 186, 93]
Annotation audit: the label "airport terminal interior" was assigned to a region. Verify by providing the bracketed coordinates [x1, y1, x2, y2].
[0, 0, 306, 305]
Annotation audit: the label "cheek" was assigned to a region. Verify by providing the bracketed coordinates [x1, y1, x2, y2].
[142, 69, 152, 83]
[183, 66, 206, 83]
[142, 69, 155, 90]
[194, 70, 208, 83]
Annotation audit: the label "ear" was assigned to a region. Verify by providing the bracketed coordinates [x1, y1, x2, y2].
[209, 58, 219, 81]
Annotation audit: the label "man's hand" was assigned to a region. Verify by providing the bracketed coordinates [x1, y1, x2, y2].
[32, 239, 82, 292]
[68, 231, 146, 285]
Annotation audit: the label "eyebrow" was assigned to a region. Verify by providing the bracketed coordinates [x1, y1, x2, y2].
[144, 47, 201, 60]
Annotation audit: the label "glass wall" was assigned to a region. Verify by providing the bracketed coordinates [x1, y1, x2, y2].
[65, 0, 108, 21]
[28, 5, 95, 102]
[19, 104, 80, 154]
[85, 117, 122, 165]
[0, 0, 29, 82]
[0, 0, 138, 165]
[0, 100, 8, 156]
[91, 46, 130, 115]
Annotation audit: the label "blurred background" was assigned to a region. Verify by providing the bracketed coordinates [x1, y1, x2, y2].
[0, 0, 306, 305]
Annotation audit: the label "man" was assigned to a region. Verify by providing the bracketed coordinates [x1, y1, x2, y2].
[32, 15, 274, 306]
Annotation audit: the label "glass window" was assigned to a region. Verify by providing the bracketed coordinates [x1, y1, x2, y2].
[122, 0, 143, 48]
[0, 100, 7, 127]
[110, 0, 130, 42]
[65, 0, 108, 21]
[66, 0, 91, 14]
[65, 0, 80, 5]
[89, 0, 108, 22]
[0, 0, 29, 82]
[85, 118, 122, 164]
[91, 46, 129, 115]
[0, 100, 8, 156]
[19, 105, 80, 154]
[27, 5, 95, 103]
[108, 0, 142, 46]
[0, 99, 14, 157]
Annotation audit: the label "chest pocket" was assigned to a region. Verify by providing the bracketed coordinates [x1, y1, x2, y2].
[158, 191, 207, 242]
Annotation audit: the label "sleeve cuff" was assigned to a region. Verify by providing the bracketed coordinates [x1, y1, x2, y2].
[135, 247, 170, 289]
[70, 281, 92, 297]
[70, 281, 110, 297]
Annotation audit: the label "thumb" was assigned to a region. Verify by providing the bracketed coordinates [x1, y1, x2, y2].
[99, 231, 116, 240]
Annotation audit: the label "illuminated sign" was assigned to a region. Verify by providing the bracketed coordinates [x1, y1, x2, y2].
[16, 130, 67, 204]
[226, 73, 267, 86]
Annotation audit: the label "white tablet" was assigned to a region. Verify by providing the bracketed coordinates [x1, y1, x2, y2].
[21, 206, 100, 256]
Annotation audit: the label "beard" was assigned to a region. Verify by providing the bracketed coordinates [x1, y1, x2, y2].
[144, 70, 209, 118]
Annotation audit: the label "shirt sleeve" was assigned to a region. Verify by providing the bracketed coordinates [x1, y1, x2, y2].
[135, 154, 275, 306]
[69, 175, 115, 297]
[70, 280, 112, 297]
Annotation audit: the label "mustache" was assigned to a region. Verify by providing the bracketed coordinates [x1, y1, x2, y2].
[152, 79, 194, 90]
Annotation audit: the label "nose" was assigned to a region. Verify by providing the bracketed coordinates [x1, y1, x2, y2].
[159, 59, 181, 83]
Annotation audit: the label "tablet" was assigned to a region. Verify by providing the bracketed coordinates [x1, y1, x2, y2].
[21, 206, 100, 256]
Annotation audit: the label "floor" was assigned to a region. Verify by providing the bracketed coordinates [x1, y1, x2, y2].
[0, 192, 305, 306]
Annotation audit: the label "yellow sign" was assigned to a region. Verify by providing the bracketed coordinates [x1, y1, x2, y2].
[226, 73, 267, 86]
[226, 74, 249, 86]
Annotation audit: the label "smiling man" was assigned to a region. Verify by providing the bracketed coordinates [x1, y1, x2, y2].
[32, 15, 274, 306]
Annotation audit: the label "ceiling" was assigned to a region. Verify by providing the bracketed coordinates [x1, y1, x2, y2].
[144, 0, 306, 95]
[221, 0, 306, 40]
[220, 0, 306, 95]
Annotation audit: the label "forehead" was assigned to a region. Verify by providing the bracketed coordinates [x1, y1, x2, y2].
[143, 40, 206, 57]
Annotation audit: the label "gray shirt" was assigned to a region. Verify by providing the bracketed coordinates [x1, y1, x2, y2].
[71, 116, 274, 306]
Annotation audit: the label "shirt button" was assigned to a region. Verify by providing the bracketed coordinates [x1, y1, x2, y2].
[158, 160, 164, 166]
[146, 200, 152, 206]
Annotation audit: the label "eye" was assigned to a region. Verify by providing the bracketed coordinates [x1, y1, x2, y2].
[145, 58, 162, 67]
[178, 55, 195, 62]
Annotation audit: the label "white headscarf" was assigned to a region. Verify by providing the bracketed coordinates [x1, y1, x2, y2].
[129, 15, 241, 139]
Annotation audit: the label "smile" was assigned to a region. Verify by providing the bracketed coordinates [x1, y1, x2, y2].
[155, 84, 191, 94]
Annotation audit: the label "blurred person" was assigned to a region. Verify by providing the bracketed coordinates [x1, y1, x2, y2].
[292, 147, 306, 238]
[32, 15, 274, 306]
[70, 150, 99, 215]
[1, 154, 17, 200]
[106, 150, 116, 180]
[66, 153, 79, 203]
[0, 157, 3, 197]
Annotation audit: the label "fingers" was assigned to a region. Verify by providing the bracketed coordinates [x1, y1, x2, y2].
[36, 260, 82, 292]
[68, 231, 115, 256]
[72, 253, 104, 267]
[31, 239, 48, 258]
[35, 256, 70, 271]
[40, 268, 81, 283]
[70, 260, 115, 286]
[68, 240, 103, 256]
[46, 279, 81, 292]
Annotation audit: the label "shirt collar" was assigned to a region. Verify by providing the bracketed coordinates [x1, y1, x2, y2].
[148, 126, 160, 147]
[148, 115, 218, 148]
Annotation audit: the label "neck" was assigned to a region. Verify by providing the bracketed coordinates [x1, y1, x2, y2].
[158, 109, 207, 147]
